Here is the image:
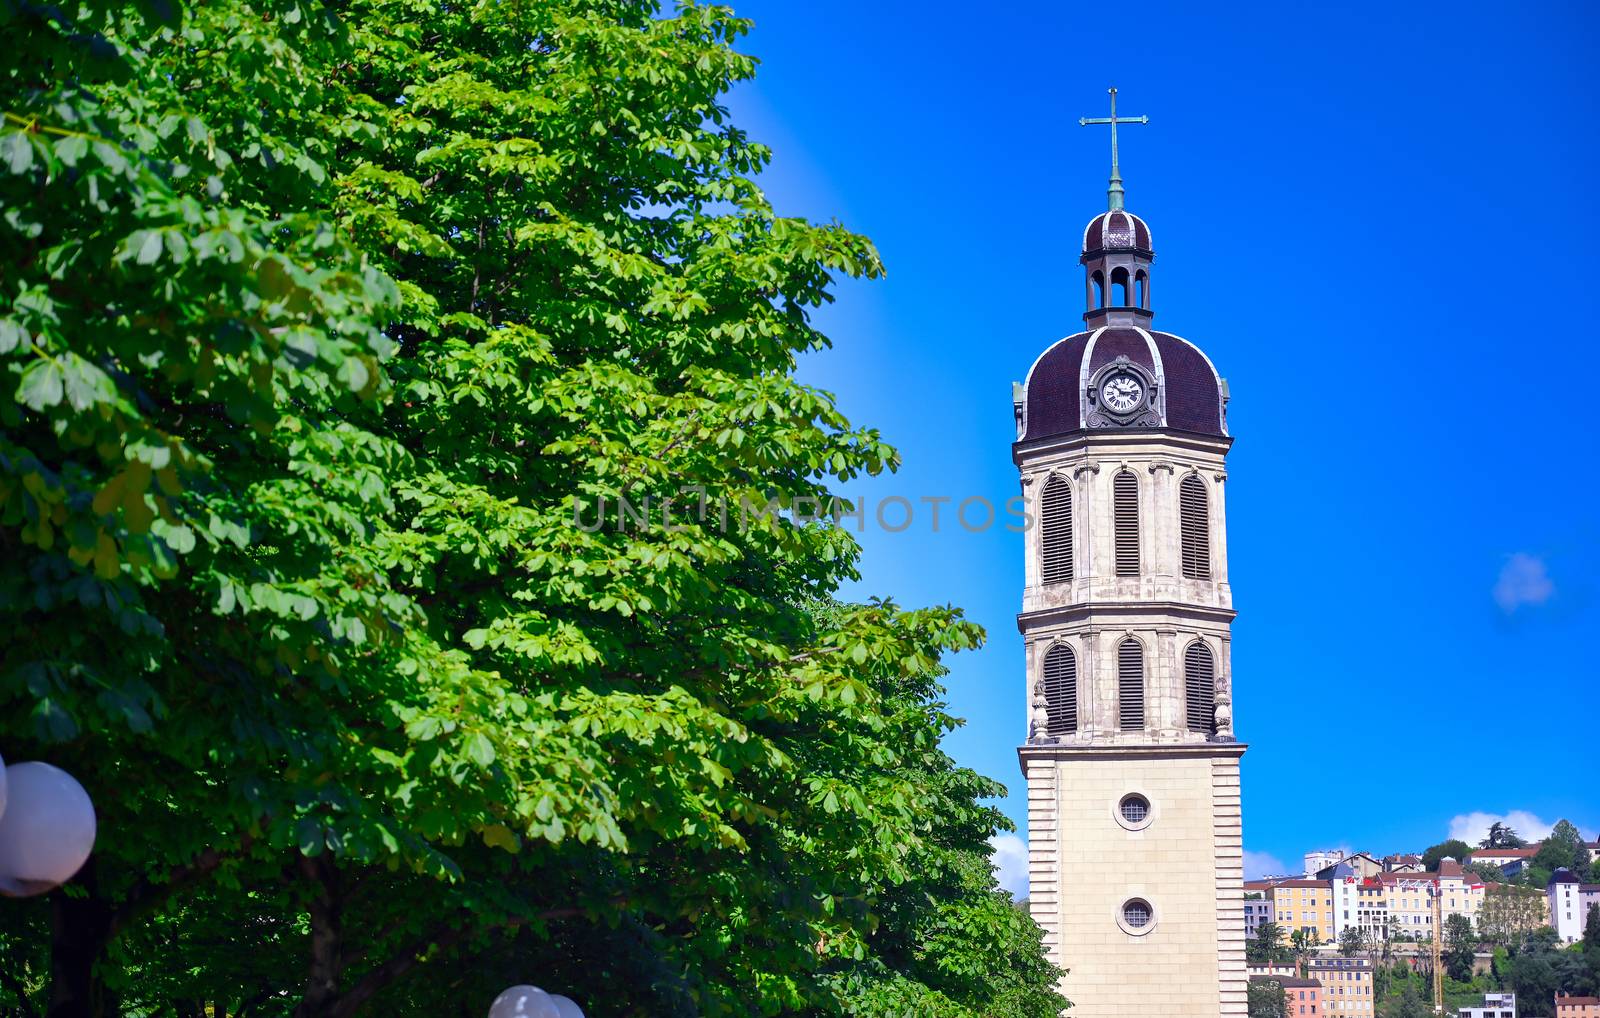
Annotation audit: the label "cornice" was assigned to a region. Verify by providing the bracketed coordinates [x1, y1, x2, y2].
[1018, 742, 1248, 765]
[1013, 428, 1233, 464]
[1017, 600, 1237, 631]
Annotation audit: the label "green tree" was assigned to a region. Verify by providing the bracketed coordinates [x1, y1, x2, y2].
[1290, 927, 1317, 965]
[1481, 822, 1526, 849]
[1249, 921, 1281, 964]
[1, 2, 1066, 1016]
[2, 1, 409, 1011]
[1250, 921, 1293, 965]
[1535, 820, 1594, 876]
[1444, 913, 1476, 982]
[1467, 861, 1508, 885]
[1340, 924, 1367, 957]
[1583, 903, 1600, 990]
[1387, 982, 1430, 1018]
[1248, 978, 1290, 1018]
[1422, 839, 1474, 871]
[1478, 883, 1551, 951]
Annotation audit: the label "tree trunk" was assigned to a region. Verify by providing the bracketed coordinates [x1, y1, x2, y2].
[293, 853, 343, 1018]
[47, 862, 113, 1018]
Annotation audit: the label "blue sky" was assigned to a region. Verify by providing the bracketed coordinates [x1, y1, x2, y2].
[720, 0, 1599, 886]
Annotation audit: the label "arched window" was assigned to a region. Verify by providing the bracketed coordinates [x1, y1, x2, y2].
[1135, 270, 1148, 308]
[1043, 643, 1077, 736]
[1118, 638, 1145, 730]
[1180, 474, 1210, 579]
[1041, 475, 1072, 584]
[1111, 266, 1130, 306]
[1114, 470, 1139, 576]
[1185, 641, 1216, 735]
[1091, 270, 1105, 308]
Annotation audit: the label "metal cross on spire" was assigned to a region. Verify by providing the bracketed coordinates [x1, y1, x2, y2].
[1079, 87, 1149, 211]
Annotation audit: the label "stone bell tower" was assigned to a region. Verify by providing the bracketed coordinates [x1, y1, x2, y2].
[1012, 91, 1246, 1017]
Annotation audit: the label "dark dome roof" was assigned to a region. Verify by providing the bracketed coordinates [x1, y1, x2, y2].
[1019, 326, 1227, 440]
[1082, 210, 1152, 255]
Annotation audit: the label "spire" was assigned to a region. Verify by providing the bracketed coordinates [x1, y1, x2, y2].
[1079, 87, 1149, 211]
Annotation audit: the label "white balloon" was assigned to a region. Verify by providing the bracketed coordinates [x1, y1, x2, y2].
[548, 995, 585, 1018]
[0, 762, 96, 897]
[488, 985, 559, 1018]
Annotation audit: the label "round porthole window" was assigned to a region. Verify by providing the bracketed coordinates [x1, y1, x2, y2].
[1120, 794, 1149, 824]
[1113, 792, 1155, 831]
[1117, 897, 1157, 936]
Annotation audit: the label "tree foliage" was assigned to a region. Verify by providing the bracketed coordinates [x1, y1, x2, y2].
[1535, 820, 1594, 876]
[0, 1, 1065, 1015]
[1422, 839, 1472, 872]
[1444, 913, 1476, 982]
[1478, 883, 1551, 951]
[1480, 822, 1526, 849]
[1340, 925, 1366, 957]
[1249, 921, 1293, 965]
[1247, 979, 1289, 1018]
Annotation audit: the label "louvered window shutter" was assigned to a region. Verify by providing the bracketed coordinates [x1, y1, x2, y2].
[1043, 643, 1077, 736]
[1117, 639, 1145, 730]
[1041, 476, 1073, 584]
[1185, 641, 1216, 735]
[1114, 471, 1140, 576]
[1181, 474, 1211, 579]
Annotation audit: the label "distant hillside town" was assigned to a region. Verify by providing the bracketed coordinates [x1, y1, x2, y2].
[1243, 820, 1600, 1017]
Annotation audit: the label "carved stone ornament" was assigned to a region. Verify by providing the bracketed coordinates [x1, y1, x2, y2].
[1086, 356, 1160, 429]
[1214, 695, 1233, 738]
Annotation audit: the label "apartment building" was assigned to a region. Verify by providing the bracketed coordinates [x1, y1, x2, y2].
[1380, 861, 1485, 938]
[1458, 991, 1516, 1017]
[1271, 879, 1336, 944]
[1555, 995, 1600, 1018]
[1308, 957, 1374, 1018]
[1550, 870, 1587, 943]
[1355, 878, 1389, 942]
[1245, 892, 1275, 942]
[1254, 975, 1322, 1017]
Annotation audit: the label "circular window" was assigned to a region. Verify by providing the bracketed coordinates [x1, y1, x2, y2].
[1113, 791, 1155, 831]
[1117, 897, 1157, 936]
[1119, 794, 1150, 824]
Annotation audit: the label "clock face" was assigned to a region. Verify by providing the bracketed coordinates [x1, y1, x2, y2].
[1101, 372, 1144, 414]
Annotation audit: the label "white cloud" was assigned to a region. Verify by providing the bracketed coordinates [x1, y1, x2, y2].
[1494, 553, 1554, 613]
[1245, 850, 1288, 880]
[1447, 810, 1559, 845]
[989, 833, 1030, 899]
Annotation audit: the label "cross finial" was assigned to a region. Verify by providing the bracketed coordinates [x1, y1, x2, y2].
[1079, 87, 1149, 211]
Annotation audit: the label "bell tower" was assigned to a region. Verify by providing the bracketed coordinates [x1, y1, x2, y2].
[1012, 92, 1246, 1017]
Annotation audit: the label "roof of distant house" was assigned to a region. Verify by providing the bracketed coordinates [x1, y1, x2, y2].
[1266, 879, 1332, 889]
[1251, 975, 1320, 988]
[1556, 995, 1600, 1006]
[1551, 868, 1583, 884]
[1470, 847, 1541, 859]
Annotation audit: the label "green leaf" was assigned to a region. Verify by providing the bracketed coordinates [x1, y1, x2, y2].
[17, 359, 64, 410]
[464, 733, 495, 769]
[1, 131, 34, 174]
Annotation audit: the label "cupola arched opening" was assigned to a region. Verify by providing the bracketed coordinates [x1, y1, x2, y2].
[1091, 270, 1106, 309]
[1110, 266, 1130, 307]
[1135, 269, 1148, 308]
